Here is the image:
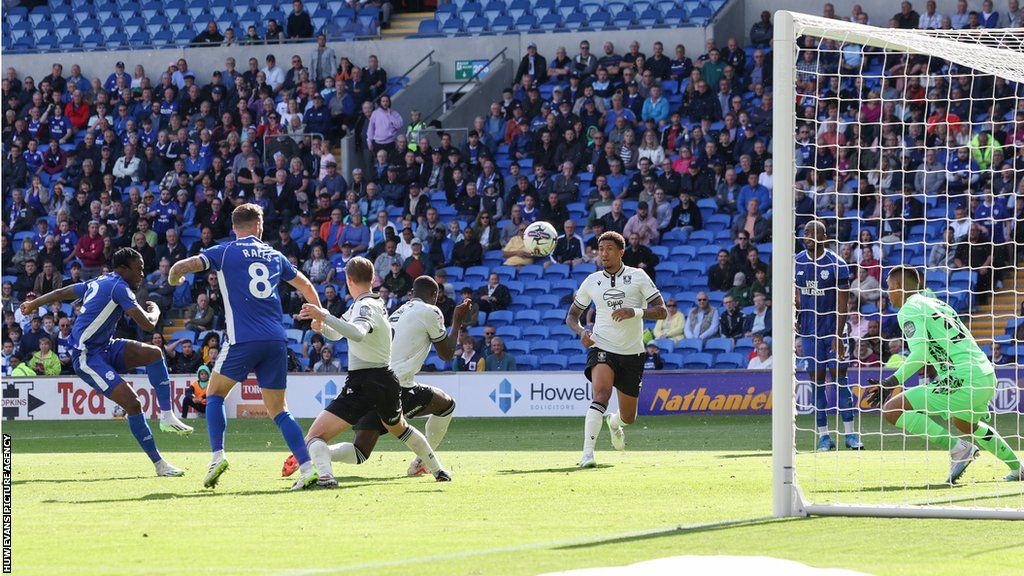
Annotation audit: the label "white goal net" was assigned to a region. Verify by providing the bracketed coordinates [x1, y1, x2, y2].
[771, 11, 1024, 519]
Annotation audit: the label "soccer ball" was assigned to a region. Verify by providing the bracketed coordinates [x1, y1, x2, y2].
[523, 221, 558, 257]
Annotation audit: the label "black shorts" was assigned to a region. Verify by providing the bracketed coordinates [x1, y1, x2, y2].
[352, 383, 438, 434]
[326, 367, 403, 427]
[584, 347, 645, 398]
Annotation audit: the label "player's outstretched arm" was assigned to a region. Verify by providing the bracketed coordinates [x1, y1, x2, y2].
[20, 285, 83, 315]
[286, 271, 321, 307]
[168, 256, 207, 286]
[125, 302, 160, 332]
[435, 299, 472, 361]
[299, 303, 370, 342]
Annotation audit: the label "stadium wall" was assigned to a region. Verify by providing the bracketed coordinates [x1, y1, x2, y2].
[1, 26, 734, 87]
[5, 369, 1021, 420]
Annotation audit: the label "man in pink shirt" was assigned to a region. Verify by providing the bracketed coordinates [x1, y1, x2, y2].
[365, 95, 404, 158]
[73, 220, 106, 279]
[622, 201, 660, 245]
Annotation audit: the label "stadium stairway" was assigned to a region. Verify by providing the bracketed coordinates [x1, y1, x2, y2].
[383, 12, 434, 39]
[967, 267, 1023, 345]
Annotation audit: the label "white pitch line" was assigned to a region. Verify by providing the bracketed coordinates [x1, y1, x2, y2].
[277, 516, 779, 576]
[12, 433, 122, 440]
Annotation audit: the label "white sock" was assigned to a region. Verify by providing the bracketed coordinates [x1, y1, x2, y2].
[584, 402, 606, 456]
[212, 449, 225, 461]
[609, 412, 628, 429]
[399, 426, 442, 474]
[329, 442, 365, 464]
[425, 413, 453, 448]
[299, 460, 314, 475]
[307, 438, 333, 478]
[816, 426, 828, 436]
[842, 420, 856, 435]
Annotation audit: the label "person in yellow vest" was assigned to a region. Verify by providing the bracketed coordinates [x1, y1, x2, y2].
[502, 221, 534, 268]
[10, 354, 36, 376]
[405, 109, 425, 152]
[29, 336, 61, 375]
[181, 365, 210, 419]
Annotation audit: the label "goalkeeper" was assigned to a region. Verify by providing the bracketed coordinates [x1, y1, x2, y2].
[865, 266, 1022, 483]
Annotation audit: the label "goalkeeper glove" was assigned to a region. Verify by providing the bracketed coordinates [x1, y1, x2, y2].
[863, 376, 899, 408]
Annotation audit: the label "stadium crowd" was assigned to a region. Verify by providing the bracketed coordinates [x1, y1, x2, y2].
[3, 0, 1024, 376]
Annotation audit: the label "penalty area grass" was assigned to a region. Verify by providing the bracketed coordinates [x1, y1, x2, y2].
[6, 415, 1022, 575]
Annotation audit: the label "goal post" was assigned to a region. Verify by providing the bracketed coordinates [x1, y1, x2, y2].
[771, 11, 1024, 520]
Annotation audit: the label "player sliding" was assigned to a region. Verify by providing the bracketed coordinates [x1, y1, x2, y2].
[168, 204, 325, 491]
[282, 275, 468, 478]
[20, 247, 190, 477]
[298, 258, 452, 486]
[795, 221, 863, 451]
[864, 266, 1023, 483]
[566, 231, 667, 468]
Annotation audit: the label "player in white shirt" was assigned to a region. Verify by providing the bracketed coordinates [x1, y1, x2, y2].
[566, 231, 667, 468]
[282, 276, 470, 478]
[298, 258, 452, 486]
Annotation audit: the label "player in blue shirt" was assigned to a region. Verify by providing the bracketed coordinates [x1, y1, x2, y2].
[795, 221, 863, 451]
[169, 204, 324, 490]
[19, 247, 191, 477]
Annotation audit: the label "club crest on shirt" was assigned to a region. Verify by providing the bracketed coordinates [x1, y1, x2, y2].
[903, 322, 916, 337]
[597, 351, 607, 362]
[624, 275, 632, 285]
[820, 270, 830, 280]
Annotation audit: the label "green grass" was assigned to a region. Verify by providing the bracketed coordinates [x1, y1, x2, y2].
[7, 415, 1024, 575]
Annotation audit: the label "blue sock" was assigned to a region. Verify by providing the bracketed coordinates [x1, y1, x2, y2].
[127, 413, 161, 463]
[207, 394, 227, 453]
[814, 380, 829, 429]
[837, 376, 855, 423]
[274, 411, 311, 465]
[145, 359, 172, 412]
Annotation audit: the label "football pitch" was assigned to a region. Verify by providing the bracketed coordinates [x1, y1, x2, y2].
[6, 415, 1023, 575]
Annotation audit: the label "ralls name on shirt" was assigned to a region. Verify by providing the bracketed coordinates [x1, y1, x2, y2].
[242, 247, 275, 261]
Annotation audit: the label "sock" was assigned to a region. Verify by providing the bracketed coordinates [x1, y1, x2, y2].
[425, 410, 453, 449]
[842, 420, 856, 435]
[127, 413, 161, 463]
[814, 382, 829, 429]
[817, 426, 829, 436]
[609, 412, 629, 429]
[896, 411, 955, 450]
[206, 394, 226, 453]
[307, 438, 332, 477]
[584, 402, 606, 456]
[837, 376, 855, 424]
[145, 359, 172, 412]
[273, 411, 311, 465]
[398, 426, 442, 474]
[974, 421, 1022, 470]
[329, 442, 366, 464]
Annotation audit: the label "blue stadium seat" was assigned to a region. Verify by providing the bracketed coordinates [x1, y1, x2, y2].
[533, 340, 558, 354]
[532, 294, 561, 310]
[465, 15, 489, 33]
[671, 245, 697, 260]
[568, 354, 588, 370]
[661, 353, 684, 369]
[563, 12, 587, 28]
[285, 329, 304, 343]
[651, 338, 675, 353]
[688, 230, 716, 245]
[704, 338, 733, 353]
[514, 14, 537, 30]
[442, 16, 464, 33]
[490, 14, 514, 32]
[677, 338, 702, 353]
[637, 7, 662, 26]
[682, 353, 713, 369]
[81, 32, 104, 49]
[170, 330, 197, 343]
[538, 13, 562, 29]
[539, 355, 568, 370]
[544, 263, 570, 279]
[518, 264, 544, 281]
[522, 326, 549, 340]
[523, 280, 551, 296]
[488, 310, 514, 327]
[514, 309, 541, 324]
[542, 310, 566, 323]
[588, 11, 612, 28]
[715, 352, 746, 369]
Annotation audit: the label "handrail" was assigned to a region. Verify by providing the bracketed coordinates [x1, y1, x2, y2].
[422, 47, 508, 125]
[398, 49, 436, 82]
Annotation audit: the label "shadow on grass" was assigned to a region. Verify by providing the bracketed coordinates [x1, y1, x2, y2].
[715, 452, 770, 459]
[496, 464, 615, 475]
[553, 516, 812, 551]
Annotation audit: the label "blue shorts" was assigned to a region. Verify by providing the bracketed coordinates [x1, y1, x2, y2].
[213, 340, 288, 389]
[72, 339, 130, 397]
[803, 334, 848, 375]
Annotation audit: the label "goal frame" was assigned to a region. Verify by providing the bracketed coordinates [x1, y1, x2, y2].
[770, 10, 1024, 520]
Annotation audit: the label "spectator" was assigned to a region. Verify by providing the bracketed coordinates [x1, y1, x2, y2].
[185, 293, 216, 332]
[476, 273, 511, 315]
[172, 339, 204, 375]
[651, 298, 684, 342]
[516, 42, 548, 85]
[731, 197, 771, 244]
[622, 232, 659, 280]
[72, 220, 105, 278]
[643, 342, 665, 370]
[181, 365, 209, 419]
[885, 339, 907, 369]
[502, 221, 534, 268]
[727, 272, 753, 308]
[849, 267, 881, 306]
[451, 228, 483, 269]
[403, 237, 434, 278]
[485, 336, 517, 371]
[287, 0, 314, 39]
[707, 249, 735, 292]
[382, 261, 413, 298]
[623, 201, 660, 245]
[979, 0, 999, 27]
[191, 21, 225, 46]
[750, 11, 773, 47]
[742, 292, 772, 337]
[453, 335, 486, 372]
[747, 342, 773, 369]
[313, 346, 342, 373]
[683, 291, 720, 341]
[918, 0, 943, 28]
[367, 95, 403, 155]
[32, 260, 63, 296]
[990, 342, 1011, 365]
